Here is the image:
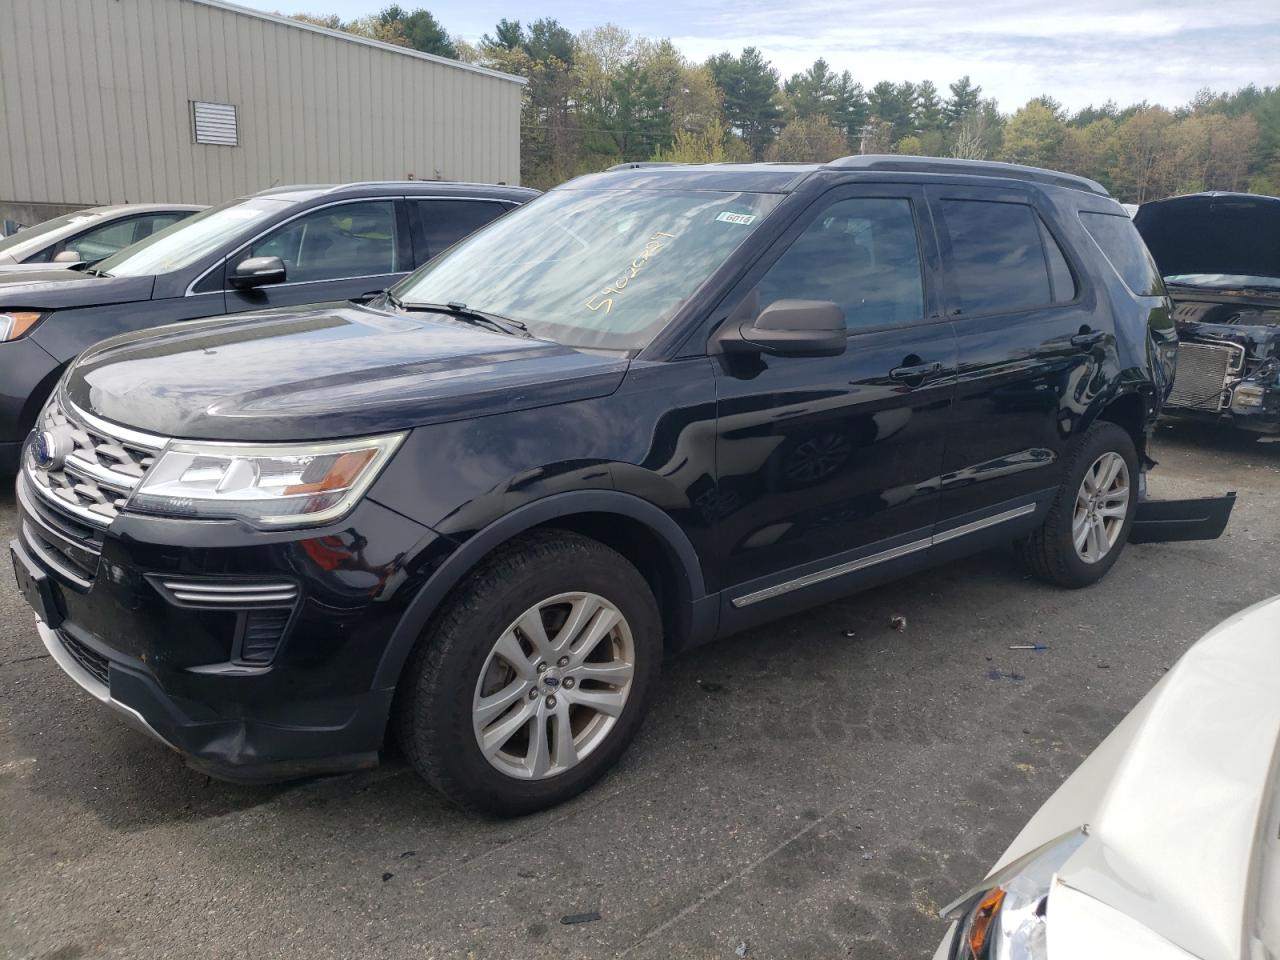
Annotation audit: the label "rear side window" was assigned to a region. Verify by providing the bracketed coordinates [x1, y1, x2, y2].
[1079, 211, 1164, 297]
[757, 197, 925, 330]
[415, 199, 509, 262]
[938, 199, 1061, 315]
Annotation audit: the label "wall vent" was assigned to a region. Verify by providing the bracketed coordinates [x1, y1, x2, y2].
[191, 100, 239, 146]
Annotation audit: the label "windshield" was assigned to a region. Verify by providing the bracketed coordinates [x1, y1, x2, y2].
[95, 197, 291, 277]
[1165, 273, 1280, 293]
[392, 187, 783, 351]
[0, 209, 100, 259]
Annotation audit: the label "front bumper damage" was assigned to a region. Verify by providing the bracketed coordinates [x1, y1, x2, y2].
[1131, 491, 1236, 543]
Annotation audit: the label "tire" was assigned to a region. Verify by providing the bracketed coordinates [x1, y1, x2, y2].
[393, 529, 662, 817]
[1014, 422, 1139, 589]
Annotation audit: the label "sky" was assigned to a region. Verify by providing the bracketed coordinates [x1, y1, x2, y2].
[248, 0, 1280, 112]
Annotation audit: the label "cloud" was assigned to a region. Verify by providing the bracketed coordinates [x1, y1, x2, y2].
[252, 0, 1280, 111]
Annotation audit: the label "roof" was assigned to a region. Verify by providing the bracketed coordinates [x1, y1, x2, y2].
[250, 182, 540, 203]
[190, 0, 527, 86]
[587, 154, 1110, 197]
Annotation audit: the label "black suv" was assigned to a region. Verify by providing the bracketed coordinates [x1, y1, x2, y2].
[0, 181, 537, 472]
[10, 157, 1226, 815]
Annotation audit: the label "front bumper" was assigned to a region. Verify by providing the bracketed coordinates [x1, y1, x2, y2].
[13, 468, 444, 783]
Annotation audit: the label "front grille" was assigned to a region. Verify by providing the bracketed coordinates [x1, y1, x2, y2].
[17, 472, 104, 588]
[24, 394, 167, 527]
[1168, 341, 1245, 411]
[60, 631, 110, 687]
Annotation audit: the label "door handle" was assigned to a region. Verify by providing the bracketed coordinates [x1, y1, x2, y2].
[889, 361, 943, 383]
[1070, 330, 1106, 350]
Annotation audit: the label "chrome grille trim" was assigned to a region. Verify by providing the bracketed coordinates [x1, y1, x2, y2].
[22, 393, 170, 527]
[151, 577, 300, 607]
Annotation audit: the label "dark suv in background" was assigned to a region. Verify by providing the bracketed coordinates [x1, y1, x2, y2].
[10, 157, 1229, 816]
[0, 181, 537, 472]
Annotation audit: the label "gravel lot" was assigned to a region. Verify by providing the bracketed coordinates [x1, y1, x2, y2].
[2, 420, 1277, 960]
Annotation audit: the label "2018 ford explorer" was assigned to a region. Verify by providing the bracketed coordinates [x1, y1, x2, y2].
[0, 181, 537, 473]
[10, 157, 1233, 816]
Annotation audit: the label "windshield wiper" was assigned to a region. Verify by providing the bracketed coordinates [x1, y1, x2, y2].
[398, 300, 530, 338]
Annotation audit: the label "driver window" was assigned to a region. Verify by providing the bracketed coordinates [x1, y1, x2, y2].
[242, 200, 399, 284]
[757, 197, 925, 330]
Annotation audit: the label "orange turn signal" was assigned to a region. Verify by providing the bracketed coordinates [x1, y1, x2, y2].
[0, 312, 43, 341]
[282, 449, 377, 495]
[966, 887, 1006, 957]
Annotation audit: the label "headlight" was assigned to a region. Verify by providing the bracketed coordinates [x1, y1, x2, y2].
[942, 828, 1087, 960]
[128, 433, 405, 528]
[0, 311, 44, 341]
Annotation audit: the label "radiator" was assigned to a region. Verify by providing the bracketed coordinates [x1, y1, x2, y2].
[1168, 341, 1244, 412]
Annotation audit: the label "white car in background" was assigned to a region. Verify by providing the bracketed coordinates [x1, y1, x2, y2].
[935, 595, 1280, 960]
[0, 203, 203, 270]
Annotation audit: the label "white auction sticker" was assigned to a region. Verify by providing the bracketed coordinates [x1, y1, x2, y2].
[715, 211, 756, 225]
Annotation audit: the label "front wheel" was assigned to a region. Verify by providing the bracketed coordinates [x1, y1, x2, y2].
[1015, 422, 1138, 589]
[393, 530, 662, 816]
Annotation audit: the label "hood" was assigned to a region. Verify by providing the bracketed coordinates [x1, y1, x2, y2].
[1134, 193, 1280, 283]
[65, 303, 630, 441]
[0, 270, 154, 308]
[990, 595, 1280, 960]
[0, 261, 85, 274]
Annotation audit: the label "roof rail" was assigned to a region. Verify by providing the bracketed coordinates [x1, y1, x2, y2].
[605, 161, 688, 172]
[827, 155, 1110, 197]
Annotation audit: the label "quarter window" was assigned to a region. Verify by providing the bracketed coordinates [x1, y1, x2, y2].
[1079, 211, 1164, 297]
[939, 200, 1071, 314]
[757, 197, 925, 330]
[245, 200, 400, 284]
[414, 199, 509, 262]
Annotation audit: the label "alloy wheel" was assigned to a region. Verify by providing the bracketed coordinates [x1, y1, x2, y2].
[1072, 451, 1129, 564]
[471, 592, 635, 780]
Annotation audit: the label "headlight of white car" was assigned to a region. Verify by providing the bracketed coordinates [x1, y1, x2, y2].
[128, 433, 405, 528]
[942, 828, 1088, 960]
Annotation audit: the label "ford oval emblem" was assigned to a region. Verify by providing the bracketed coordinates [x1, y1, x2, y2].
[542, 675, 561, 688]
[33, 430, 58, 469]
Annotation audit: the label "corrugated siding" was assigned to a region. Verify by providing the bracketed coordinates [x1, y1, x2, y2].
[0, 0, 524, 208]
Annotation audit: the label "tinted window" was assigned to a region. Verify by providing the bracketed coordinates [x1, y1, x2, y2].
[757, 197, 925, 329]
[415, 200, 508, 262]
[939, 200, 1051, 314]
[1039, 220, 1076, 302]
[247, 200, 400, 283]
[135, 212, 187, 238]
[1080, 211, 1164, 297]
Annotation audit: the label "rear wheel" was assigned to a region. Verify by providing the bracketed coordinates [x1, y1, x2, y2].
[1015, 422, 1138, 588]
[394, 530, 661, 816]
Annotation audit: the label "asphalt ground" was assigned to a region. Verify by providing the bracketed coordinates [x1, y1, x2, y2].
[2, 419, 1277, 960]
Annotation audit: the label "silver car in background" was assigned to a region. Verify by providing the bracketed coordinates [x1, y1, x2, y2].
[0, 203, 203, 270]
[935, 595, 1280, 960]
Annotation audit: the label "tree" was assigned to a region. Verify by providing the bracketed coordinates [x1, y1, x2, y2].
[951, 101, 1002, 160]
[1110, 107, 1176, 203]
[945, 75, 982, 127]
[867, 81, 916, 143]
[1000, 100, 1067, 168]
[481, 18, 523, 52]
[654, 120, 751, 163]
[375, 5, 456, 57]
[764, 116, 849, 162]
[915, 80, 945, 134]
[706, 47, 783, 159]
[783, 59, 866, 142]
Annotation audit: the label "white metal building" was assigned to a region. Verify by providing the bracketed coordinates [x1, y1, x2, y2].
[0, 0, 526, 225]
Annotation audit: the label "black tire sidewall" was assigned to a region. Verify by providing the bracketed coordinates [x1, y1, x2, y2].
[1048, 423, 1139, 586]
[405, 536, 661, 816]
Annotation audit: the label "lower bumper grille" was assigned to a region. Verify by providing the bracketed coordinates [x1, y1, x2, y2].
[17, 473, 104, 588]
[1168, 341, 1244, 411]
[60, 632, 110, 687]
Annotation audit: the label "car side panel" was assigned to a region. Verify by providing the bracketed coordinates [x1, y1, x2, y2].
[928, 184, 1125, 521]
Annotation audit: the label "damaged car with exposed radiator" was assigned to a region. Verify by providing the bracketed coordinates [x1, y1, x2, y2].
[1134, 192, 1280, 435]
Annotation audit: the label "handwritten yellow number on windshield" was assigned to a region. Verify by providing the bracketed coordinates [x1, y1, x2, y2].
[585, 232, 676, 314]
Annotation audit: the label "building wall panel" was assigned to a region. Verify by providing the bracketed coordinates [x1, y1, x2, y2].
[0, 0, 524, 219]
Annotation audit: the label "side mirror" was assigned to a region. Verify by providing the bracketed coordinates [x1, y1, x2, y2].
[721, 299, 847, 358]
[52, 249, 82, 264]
[230, 255, 287, 289]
